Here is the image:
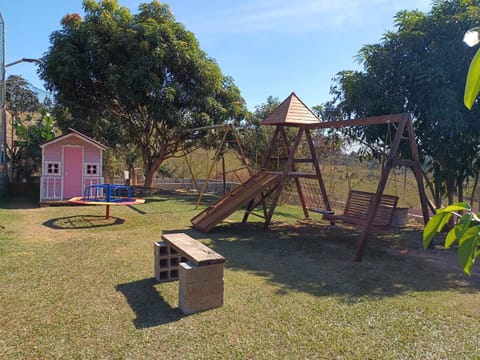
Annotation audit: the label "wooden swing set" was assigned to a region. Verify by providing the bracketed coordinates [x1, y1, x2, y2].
[242, 92, 430, 261]
[182, 124, 252, 208]
[192, 92, 430, 261]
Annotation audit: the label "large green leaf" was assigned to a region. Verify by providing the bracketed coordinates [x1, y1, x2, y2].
[439, 202, 470, 213]
[438, 212, 453, 232]
[445, 213, 472, 248]
[423, 212, 448, 249]
[464, 48, 480, 110]
[457, 226, 479, 275]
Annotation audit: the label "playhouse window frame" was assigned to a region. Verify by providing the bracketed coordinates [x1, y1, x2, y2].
[45, 162, 61, 176]
[85, 163, 99, 176]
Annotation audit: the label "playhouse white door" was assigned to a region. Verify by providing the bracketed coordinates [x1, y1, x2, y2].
[63, 146, 83, 199]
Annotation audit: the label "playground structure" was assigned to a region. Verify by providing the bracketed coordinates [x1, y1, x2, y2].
[185, 124, 252, 208]
[191, 92, 430, 262]
[68, 183, 145, 219]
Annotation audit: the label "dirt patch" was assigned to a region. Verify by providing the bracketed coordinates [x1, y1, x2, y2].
[286, 220, 479, 278]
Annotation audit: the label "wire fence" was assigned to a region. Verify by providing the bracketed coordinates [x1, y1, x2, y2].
[125, 149, 468, 224]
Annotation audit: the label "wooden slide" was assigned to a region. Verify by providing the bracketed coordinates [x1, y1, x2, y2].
[191, 172, 281, 232]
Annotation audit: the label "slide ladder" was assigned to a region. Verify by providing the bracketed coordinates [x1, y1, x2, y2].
[191, 172, 281, 232]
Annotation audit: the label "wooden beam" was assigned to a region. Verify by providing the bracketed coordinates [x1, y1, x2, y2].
[265, 128, 305, 227]
[305, 113, 406, 130]
[305, 128, 334, 221]
[353, 113, 409, 262]
[405, 119, 430, 225]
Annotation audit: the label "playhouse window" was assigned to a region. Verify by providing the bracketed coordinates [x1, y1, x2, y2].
[46, 162, 60, 175]
[85, 163, 98, 175]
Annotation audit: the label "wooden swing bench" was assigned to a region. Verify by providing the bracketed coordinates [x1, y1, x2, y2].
[319, 190, 399, 228]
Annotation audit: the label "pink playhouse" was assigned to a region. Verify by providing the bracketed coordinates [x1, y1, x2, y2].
[40, 128, 107, 203]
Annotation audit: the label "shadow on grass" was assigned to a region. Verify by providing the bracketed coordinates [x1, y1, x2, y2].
[0, 196, 40, 209]
[43, 215, 125, 229]
[127, 204, 147, 215]
[116, 278, 184, 328]
[128, 194, 218, 215]
[184, 221, 480, 302]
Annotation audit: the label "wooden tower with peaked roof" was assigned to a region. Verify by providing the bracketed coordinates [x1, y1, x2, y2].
[241, 92, 430, 262]
[242, 92, 333, 227]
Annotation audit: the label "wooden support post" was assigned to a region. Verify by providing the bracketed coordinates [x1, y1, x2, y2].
[195, 128, 229, 209]
[405, 118, 430, 225]
[243, 127, 281, 224]
[262, 126, 280, 170]
[265, 127, 304, 228]
[229, 124, 253, 176]
[305, 128, 334, 223]
[354, 114, 409, 262]
[279, 127, 310, 219]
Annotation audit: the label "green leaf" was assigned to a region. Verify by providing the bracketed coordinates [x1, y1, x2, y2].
[438, 212, 453, 231]
[464, 48, 480, 110]
[445, 228, 456, 248]
[445, 213, 472, 248]
[439, 202, 470, 213]
[423, 212, 448, 249]
[457, 226, 479, 275]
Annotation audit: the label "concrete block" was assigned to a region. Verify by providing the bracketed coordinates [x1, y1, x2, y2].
[179, 262, 224, 284]
[179, 292, 224, 315]
[154, 242, 180, 282]
[179, 279, 224, 298]
[177, 261, 224, 314]
[154, 241, 169, 258]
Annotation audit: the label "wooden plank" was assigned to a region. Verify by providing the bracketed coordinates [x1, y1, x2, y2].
[191, 172, 281, 232]
[323, 190, 398, 228]
[306, 113, 405, 130]
[162, 233, 225, 266]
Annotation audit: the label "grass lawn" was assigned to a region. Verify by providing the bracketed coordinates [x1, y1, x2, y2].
[0, 193, 479, 359]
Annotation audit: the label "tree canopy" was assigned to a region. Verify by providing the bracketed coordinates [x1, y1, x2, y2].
[6, 75, 41, 115]
[239, 96, 280, 171]
[39, 0, 247, 186]
[5, 75, 50, 181]
[323, 0, 480, 206]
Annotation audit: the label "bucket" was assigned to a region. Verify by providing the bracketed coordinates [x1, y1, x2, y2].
[392, 207, 409, 227]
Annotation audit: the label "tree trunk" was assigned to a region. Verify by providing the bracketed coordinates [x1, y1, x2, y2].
[434, 177, 442, 208]
[422, 168, 441, 208]
[457, 176, 464, 203]
[143, 155, 165, 187]
[447, 179, 454, 205]
[144, 167, 156, 188]
[469, 169, 480, 210]
[445, 178, 456, 229]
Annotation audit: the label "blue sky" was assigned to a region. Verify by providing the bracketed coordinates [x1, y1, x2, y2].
[2, 0, 431, 110]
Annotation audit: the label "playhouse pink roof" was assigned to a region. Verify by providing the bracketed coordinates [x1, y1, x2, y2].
[261, 92, 321, 126]
[40, 128, 107, 150]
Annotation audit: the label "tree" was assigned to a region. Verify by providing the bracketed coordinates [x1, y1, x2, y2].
[239, 96, 280, 171]
[421, 22, 480, 276]
[6, 75, 41, 114]
[6, 75, 44, 181]
[13, 110, 56, 181]
[39, 0, 247, 186]
[324, 1, 480, 207]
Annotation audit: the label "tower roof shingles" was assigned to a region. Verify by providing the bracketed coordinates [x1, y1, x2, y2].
[261, 92, 321, 126]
